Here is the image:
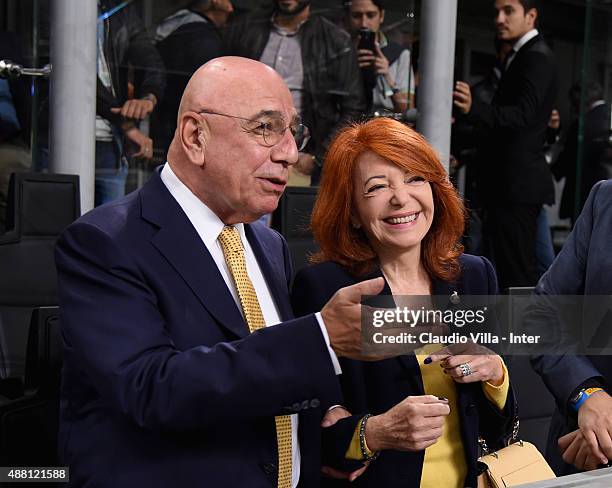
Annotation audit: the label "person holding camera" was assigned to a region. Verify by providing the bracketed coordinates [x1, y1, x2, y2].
[347, 0, 415, 114]
[223, 0, 365, 185]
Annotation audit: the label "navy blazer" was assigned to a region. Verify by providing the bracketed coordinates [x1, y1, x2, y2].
[55, 170, 341, 487]
[292, 254, 515, 487]
[528, 179, 612, 474]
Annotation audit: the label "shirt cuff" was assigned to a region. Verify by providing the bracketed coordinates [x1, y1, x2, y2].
[315, 312, 342, 375]
[346, 417, 374, 461]
[482, 358, 510, 410]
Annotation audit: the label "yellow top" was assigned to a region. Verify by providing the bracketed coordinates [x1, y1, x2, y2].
[346, 348, 509, 488]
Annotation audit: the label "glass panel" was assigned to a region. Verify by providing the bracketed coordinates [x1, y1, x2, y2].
[0, 0, 50, 231]
[453, 0, 612, 260]
[570, 0, 612, 222]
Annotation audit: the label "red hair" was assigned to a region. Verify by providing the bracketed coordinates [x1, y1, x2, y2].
[311, 117, 465, 281]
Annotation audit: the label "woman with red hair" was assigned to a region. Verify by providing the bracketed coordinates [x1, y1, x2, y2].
[292, 117, 514, 487]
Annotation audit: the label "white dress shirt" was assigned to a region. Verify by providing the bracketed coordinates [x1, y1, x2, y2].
[505, 28, 538, 70]
[160, 163, 340, 487]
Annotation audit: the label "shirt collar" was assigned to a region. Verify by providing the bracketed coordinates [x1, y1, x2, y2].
[378, 31, 389, 49]
[512, 28, 538, 53]
[270, 13, 307, 36]
[160, 162, 246, 248]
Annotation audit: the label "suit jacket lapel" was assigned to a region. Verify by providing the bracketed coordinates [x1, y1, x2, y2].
[501, 34, 540, 80]
[140, 172, 249, 339]
[245, 224, 293, 322]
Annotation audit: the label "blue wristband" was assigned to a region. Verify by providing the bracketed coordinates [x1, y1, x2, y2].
[571, 387, 604, 412]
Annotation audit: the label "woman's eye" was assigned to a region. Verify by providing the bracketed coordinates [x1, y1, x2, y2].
[406, 176, 426, 185]
[365, 184, 387, 194]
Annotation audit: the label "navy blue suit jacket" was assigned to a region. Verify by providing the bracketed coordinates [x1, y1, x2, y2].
[528, 179, 612, 473]
[55, 171, 341, 487]
[292, 254, 515, 488]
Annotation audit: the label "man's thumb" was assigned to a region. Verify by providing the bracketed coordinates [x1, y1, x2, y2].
[345, 277, 384, 303]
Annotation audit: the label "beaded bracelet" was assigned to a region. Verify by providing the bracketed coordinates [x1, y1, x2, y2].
[359, 414, 380, 462]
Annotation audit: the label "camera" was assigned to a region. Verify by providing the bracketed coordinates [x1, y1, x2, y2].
[357, 28, 376, 52]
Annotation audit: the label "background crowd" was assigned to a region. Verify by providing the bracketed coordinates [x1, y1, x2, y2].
[1, 0, 610, 290]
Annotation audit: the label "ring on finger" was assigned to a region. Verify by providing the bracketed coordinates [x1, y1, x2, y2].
[458, 363, 472, 377]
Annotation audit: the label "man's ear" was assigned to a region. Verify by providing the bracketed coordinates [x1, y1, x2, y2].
[526, 7, 537, 27]
[179, 112, 207, 167]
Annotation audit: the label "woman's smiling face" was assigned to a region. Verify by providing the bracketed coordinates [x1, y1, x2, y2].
[351, 150, 434, 256]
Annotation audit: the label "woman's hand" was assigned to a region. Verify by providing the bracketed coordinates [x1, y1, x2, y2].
[425, 343, 504, 386]
[366, 395, 450, 452]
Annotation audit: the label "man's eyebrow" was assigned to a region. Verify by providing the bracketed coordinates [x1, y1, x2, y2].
[248, 109, 300, 124]
[249, 109, 284, 119]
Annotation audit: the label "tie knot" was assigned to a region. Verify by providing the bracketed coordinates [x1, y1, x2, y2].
[218, 226, 243, 254]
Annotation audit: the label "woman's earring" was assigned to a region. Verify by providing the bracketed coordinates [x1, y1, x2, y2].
[352, 221, 361, 229]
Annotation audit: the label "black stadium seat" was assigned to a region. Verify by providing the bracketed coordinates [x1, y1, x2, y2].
[0, 172, 79, 398]
[505, 286, 556, 454]
[271, 186, 319, 278]
[0, 306, 62, 469]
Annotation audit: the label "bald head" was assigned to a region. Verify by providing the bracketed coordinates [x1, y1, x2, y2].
[166, 56, 300, 224]
[178, 57, 290, 119]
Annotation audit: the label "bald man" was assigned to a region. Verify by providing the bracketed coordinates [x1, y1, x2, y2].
[55, 57, 383, 487]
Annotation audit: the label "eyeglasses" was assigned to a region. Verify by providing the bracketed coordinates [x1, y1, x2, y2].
[198, 110, 311, 151]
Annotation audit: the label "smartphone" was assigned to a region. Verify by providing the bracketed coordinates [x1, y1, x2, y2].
[357, 28, 376, 52]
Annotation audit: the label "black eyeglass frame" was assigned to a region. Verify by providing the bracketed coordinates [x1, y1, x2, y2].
[198, 109, 311, 151]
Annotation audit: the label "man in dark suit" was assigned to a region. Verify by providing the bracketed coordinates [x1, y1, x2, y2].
[453, 0, 558, 290]
[526, 180, 612, 474]
[55, 57, 383, 487]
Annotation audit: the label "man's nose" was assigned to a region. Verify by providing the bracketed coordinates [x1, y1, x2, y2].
[271, 128, 299, 166]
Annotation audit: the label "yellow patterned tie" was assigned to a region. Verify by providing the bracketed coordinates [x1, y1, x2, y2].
[218, 226, 292, 488]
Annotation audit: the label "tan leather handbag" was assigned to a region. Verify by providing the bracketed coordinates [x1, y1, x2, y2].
[477, 419, 556, 488]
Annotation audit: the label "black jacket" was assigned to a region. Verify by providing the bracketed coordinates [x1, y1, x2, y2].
[97, 0, 165, 131]
[292, 254, 515, 488]
[223, 11, 366, 183]
[466, 34, 558, 205]
[153, 12, 222, 152]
